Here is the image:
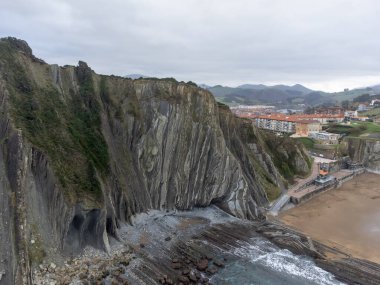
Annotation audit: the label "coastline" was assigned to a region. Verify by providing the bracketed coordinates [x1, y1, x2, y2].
[34, 206, 348, 285]
[278, 172, 380, 264]
[34, 205, 380, 285]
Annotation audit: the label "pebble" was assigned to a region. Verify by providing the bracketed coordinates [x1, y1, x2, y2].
[32, 245, 133, 285]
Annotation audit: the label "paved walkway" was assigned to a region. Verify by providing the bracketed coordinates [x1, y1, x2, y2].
[269, 194, 290, 216]
[269, 156, 337, 216]
[289, 156, 336, 192]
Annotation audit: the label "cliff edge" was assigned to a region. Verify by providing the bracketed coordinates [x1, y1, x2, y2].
[0, 37, 310, 284]
[343, 137, 380, 173]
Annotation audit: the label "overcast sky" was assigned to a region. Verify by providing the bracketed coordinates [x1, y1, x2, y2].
[1, 0, 380, 92]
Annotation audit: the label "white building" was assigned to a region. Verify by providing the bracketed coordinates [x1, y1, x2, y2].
[254, 117, 296, 133]
[370, 99, 380, 106]
[358, 104, 369, 112]
[344, 110, 358, 118]
[309, 131, 341, 144]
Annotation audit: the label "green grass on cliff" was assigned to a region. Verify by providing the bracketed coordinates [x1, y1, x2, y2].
[296, 137, 315, 149]
[236, 120, 282, 201]
[10, 83, 108, 203]
[2, 43, 109, 204]
[261, 131, 312, 184]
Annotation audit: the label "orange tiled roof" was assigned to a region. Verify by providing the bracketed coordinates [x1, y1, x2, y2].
[294, 114, 344, 118]
[295, 119, 320, 124]
[239, 113, 344, 121]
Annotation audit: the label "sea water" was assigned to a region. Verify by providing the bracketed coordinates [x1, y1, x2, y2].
[211, 237, 344, 285]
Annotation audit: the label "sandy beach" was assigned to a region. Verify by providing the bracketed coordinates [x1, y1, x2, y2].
[279, 173, 380, 263]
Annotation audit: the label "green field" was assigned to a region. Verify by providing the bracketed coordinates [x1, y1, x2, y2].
[359, 108, 380, 119]
[326, 122, 380, 138]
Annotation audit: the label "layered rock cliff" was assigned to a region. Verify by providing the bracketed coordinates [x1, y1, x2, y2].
[344, 137, 380, 173]
[0, 37, 310, 284]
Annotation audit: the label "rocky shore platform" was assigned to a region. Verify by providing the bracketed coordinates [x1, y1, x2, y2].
[34, 206, 380, 285]
[117, 206, 380, 285]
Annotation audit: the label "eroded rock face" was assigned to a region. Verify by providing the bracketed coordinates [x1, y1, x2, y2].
[0, 38, 310, 284]
[345, 137, 380, 173]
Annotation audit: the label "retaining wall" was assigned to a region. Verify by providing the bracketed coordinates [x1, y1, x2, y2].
[291, 169, 365, 205]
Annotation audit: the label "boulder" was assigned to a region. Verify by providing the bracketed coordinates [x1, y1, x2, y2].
[196, 259, 208, 271]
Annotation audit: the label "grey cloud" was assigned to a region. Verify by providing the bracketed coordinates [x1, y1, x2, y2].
[1, 0, 380, 91]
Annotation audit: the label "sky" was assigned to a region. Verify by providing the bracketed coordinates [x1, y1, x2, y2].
[1, 0, 380, 92]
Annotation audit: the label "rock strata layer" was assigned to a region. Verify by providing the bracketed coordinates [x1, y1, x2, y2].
[0, 37, 310, 284]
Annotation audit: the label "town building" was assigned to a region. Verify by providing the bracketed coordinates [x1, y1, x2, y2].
[312, 106, 344, 116]
[230, 105, 275, 117]
[254, 115, 296, 133]
[344, 110, 358, 118]
[314, 163, 336, 186]
[309, 131, 341, 144]
[351, 116, 370, 121]
[295, 120, 322, 137]
[357, 104, 369, 112]
[370, 99, 380, 106]
[344, 110, 370, 121]
[293, 114, 344, 124]
[242, 113, 342, 134]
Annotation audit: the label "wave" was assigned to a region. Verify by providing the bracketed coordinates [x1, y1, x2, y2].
[229, 237, 344, 285]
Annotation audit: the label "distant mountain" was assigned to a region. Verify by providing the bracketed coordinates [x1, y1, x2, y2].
[207, 82, 379, 107]
[198, 83, 211, 89]
[277, 84, 313, 94]
[237, 84, 268, 90]
[125, 74, 150, 79]
[237, 83, 313, 95]
[371, 84, 380, 93]
[208, 84, 315, 107]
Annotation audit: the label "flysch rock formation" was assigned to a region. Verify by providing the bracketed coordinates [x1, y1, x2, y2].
[0, 37, 311, 285]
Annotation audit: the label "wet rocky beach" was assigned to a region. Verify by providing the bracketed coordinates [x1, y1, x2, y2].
[119, 207, 342, 285]
[33, 206, 380, 285]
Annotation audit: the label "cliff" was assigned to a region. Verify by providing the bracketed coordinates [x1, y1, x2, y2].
[0, 37, 310, 284]
[344, 137, 380, 173]
[259, 131, 312, 185]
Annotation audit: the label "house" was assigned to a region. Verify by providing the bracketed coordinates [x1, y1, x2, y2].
[370, 99, 380, 106]
[237, 111, 345, 136]
[242, 113, 343, 134]
[254, 115, 296, 133]
[344, 110, 358, 118]
[295, 120, 322, 137]
[309, 131, 341, 144]
[313, 106, 344, 116]
[357, 104, 369, 112]
[293, 114, 344, 124]
[353, 116, 370, 121]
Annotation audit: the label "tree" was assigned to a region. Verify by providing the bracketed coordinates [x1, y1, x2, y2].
[341, 100, 350, 109]
[304, 106, 315, 114]
[353, 94, 370, 103]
